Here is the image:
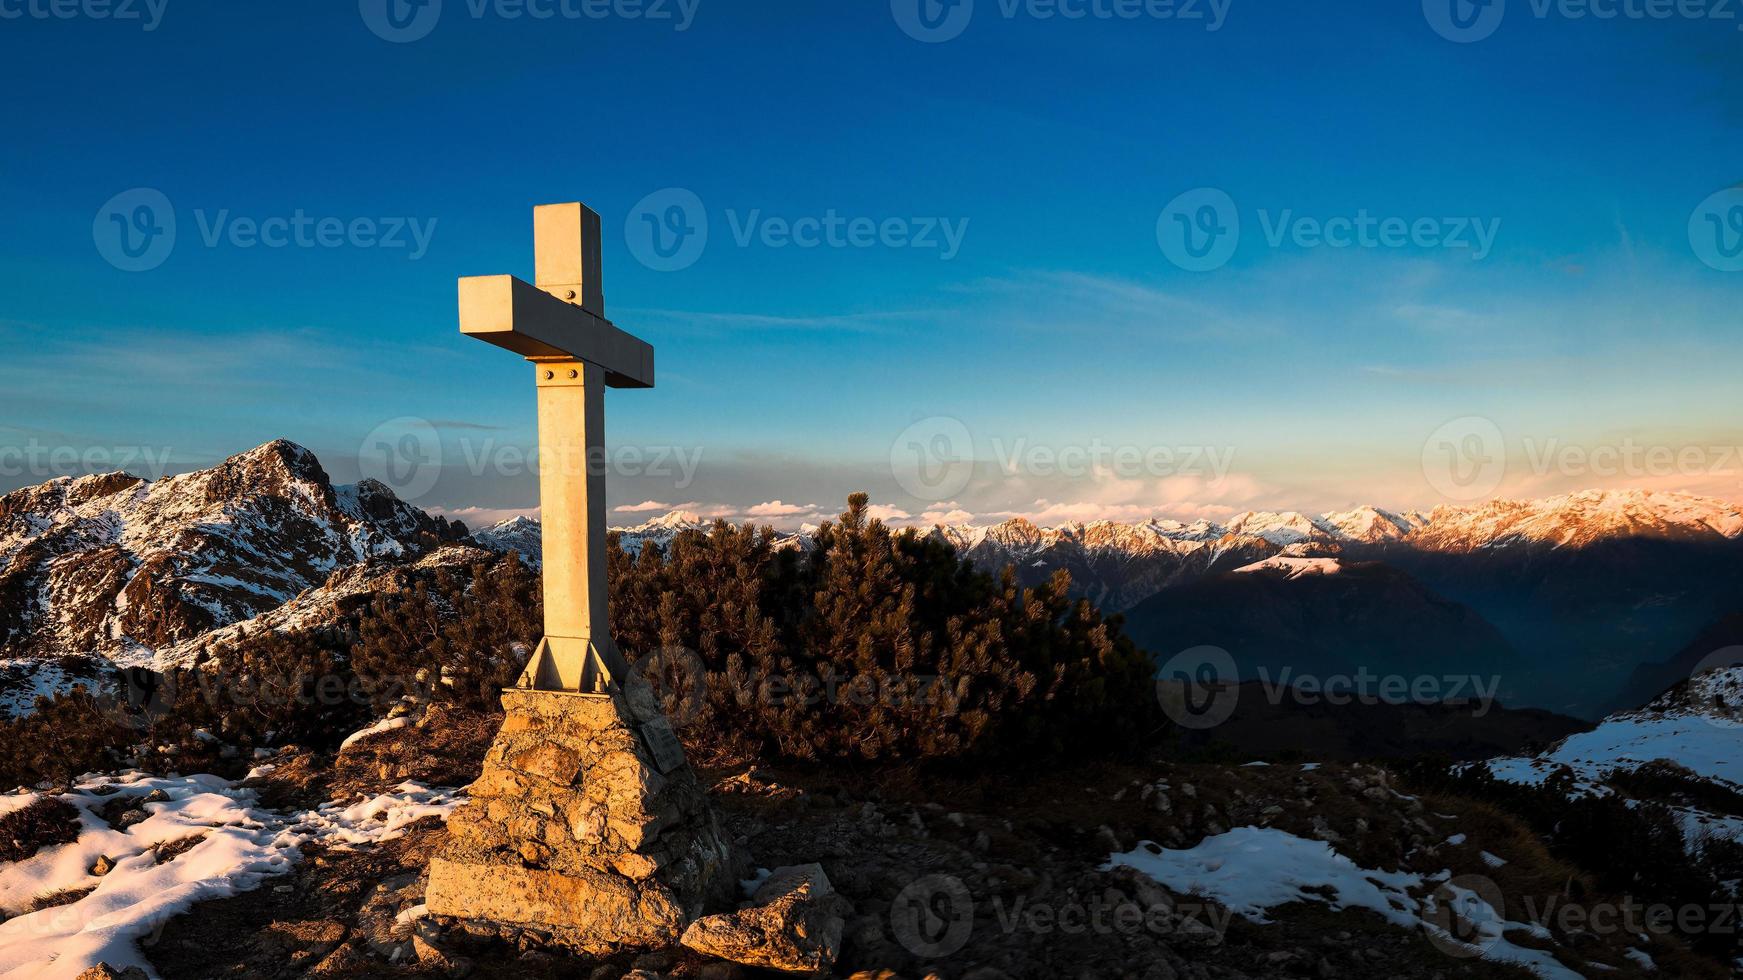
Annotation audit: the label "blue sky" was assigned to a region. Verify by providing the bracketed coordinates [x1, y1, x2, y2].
[2, 0, 1740, 528]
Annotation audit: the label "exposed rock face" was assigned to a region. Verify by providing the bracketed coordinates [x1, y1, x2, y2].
[426, 684, 735, 952]
[681, 863, 851, 975]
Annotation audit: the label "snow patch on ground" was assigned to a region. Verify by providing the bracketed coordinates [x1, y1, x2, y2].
[339, 715, 412, 750]
[0, 771, 462, 979]
[1108, 827, 1590, 980]
[1105, 826, 1422, 929]
[1420, 879, 1584, 980]
[292, 782, 462, 848]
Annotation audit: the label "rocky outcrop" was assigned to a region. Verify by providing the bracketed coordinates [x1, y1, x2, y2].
[73, 965, 148, 980]
[426, 683, 735, 952]
[681, 863, 851, 974]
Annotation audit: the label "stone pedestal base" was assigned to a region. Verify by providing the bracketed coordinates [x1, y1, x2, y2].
[426, 686, 734, 953]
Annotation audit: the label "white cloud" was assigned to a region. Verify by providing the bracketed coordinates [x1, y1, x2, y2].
[919, 507, 975, 525]
[613, 500, 673, 513]
[867, 504, 912, 522]
[745, 500, 817, 517]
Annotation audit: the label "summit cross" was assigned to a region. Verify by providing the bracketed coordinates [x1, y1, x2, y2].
[458, 201, 654, 694]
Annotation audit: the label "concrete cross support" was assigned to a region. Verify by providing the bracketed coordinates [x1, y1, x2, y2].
[426, 201, 734, 949]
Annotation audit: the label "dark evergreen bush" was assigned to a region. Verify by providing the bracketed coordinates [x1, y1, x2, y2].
[609, 493, 1159, 764]
[1, 496, 1160, 771]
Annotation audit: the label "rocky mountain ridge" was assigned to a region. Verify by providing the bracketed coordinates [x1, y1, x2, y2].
[0, 440, 465, 667]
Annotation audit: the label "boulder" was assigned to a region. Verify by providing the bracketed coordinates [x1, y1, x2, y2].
[74, 966, 148, 980]
[680, 864, 851, 974]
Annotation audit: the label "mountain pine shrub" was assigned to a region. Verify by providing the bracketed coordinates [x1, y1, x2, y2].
[0, 496, 1159, 770]
[609, 493, 1160, 764]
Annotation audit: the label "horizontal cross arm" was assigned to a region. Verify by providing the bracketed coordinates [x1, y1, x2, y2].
[459, 274, 654, 388]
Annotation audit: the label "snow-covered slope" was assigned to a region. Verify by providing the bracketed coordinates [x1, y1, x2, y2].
[1232, 556, 1345, 580]
[1483, 666, 1743, 793]
[469, 515, 541, 563]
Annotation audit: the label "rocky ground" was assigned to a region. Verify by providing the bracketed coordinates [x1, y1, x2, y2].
[90, 713, 1725, 980]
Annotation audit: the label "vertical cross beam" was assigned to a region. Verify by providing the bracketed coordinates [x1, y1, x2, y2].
[525, 203, 629, 693]
[535, 203, 604, 316]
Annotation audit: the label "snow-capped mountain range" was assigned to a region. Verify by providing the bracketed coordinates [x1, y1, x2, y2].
[4, 440, 1743, 719]
[483, 488, 1743, 613]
